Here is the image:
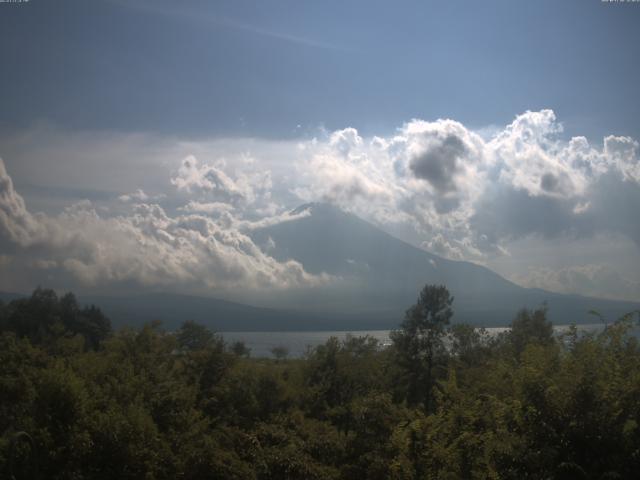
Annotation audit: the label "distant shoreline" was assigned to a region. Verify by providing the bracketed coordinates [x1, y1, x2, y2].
[219, 324, 611, 358]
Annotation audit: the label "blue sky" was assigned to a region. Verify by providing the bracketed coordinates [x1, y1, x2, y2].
[0, 0, 639, 302]
[1, 0, 639, 140]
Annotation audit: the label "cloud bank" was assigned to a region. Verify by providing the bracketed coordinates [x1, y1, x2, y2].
[0, 158, 328, 294]
[1, 109, 639, 300]
[294, 110, 640, 263]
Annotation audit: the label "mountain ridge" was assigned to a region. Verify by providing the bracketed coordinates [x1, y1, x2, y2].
[2, 203, 637, 330]
[248, 202, 639, 325]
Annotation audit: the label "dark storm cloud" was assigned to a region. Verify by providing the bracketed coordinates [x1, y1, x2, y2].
[589, 172, 640, 246]
[469, 185, 593, 244]
[470, 170, 640, 250]
[540, 172, 560, 193]
[409, 134, 468, 193]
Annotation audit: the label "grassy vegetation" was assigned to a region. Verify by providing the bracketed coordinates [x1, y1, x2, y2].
[1, 287, 639, 479]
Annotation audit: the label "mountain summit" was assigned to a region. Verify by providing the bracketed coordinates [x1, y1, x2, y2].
[256, 202, 517, 294]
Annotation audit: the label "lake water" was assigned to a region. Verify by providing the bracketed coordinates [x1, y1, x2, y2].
[220, 324, 608, 358]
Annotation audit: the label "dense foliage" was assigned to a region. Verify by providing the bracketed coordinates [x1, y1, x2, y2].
[1, 286, 639, 479]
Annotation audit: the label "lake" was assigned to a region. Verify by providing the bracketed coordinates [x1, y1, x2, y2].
[220, 324, 609, 358]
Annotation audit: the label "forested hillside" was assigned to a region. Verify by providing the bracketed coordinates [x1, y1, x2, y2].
[1, 287, 639, 479]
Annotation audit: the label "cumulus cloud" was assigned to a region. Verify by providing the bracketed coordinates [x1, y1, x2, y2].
[54, 202, 324, 290]
[118, 189, 166, 203]
[172, 155, 241, 197]
[2, 109, 639, 300]
[290, 109, 640, 264]
[171, 154, 273, 210]
[420, 233, 489, 262]
[489, 110, 589, 199]
[604, 135, 640, 182]
[178, 201, 234, 215]
[292, 129, 396, 213]
[118, 188, 150, 203]
[329, 127, 363, 155]
[0, 158, 328, 292]
[0, 158, 45, 247]
[409, 134, 467, 193]
[421, 234, 466, 261]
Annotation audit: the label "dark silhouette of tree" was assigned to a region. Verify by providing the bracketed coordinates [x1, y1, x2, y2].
[230, 340, 251, 357]
[5, 287, 60, 343]
[60, 293, 111, 349]
[509, 305, 554, 356]
[270, 345, 289, 361]
[390, 284, 453, 413]
[448, 323, 490, 366]
[176, 320, 216, 351]
[0, 288, 110, 349]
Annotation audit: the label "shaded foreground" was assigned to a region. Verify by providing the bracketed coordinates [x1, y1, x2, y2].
[1, 287, 640, 479]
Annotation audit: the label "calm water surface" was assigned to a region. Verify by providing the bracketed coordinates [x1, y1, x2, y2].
[220, 324, 609, 358]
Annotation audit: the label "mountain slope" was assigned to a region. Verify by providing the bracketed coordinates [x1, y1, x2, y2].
[3, 204, 637, 330]
[2, 290, 394, 332]
[78, 293, 380, 332]
[253, 203, 518, 294]
[249, 203, 639, 326]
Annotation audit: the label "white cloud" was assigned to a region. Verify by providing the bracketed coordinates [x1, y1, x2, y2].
[171, 155, 245, 198]
[329, 127, 363, 155]
[118, 188, 166, 203]
[0, 158, 329, 293]
[293, 129, 396, 211]
[0, 158, 46, 247]
[603, 135, 640, 182]
[420, 234, 488, 262]
[290, 110, 640, 264]
[489, 110, 589, 198]
[170, 154, 274, 209]
[178, 201, 234, 215]
[118, 188, 150, 203]
[1, 109, 639, 300]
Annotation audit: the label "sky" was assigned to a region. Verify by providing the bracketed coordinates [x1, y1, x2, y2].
[0, 0, 639, 302]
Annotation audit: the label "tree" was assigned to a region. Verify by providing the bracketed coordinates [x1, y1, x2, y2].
[509, 306, 554, 357]
[60, 294, 111, 349]
[4, 287, 60, 343]
[76, 304, 111, 350]
[390, 284, 453, 413]
[270, 345, 290, 361]
[176, 320, 216, 351]
[0, 289, 111, 350]
[230, 340, 251, 358]
[449, 323, 490, 367]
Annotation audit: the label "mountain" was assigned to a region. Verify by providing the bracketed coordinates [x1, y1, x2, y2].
[78, 293, 386, 332]
[2, 204, 637, 331]
[248, 202, 640, 326]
